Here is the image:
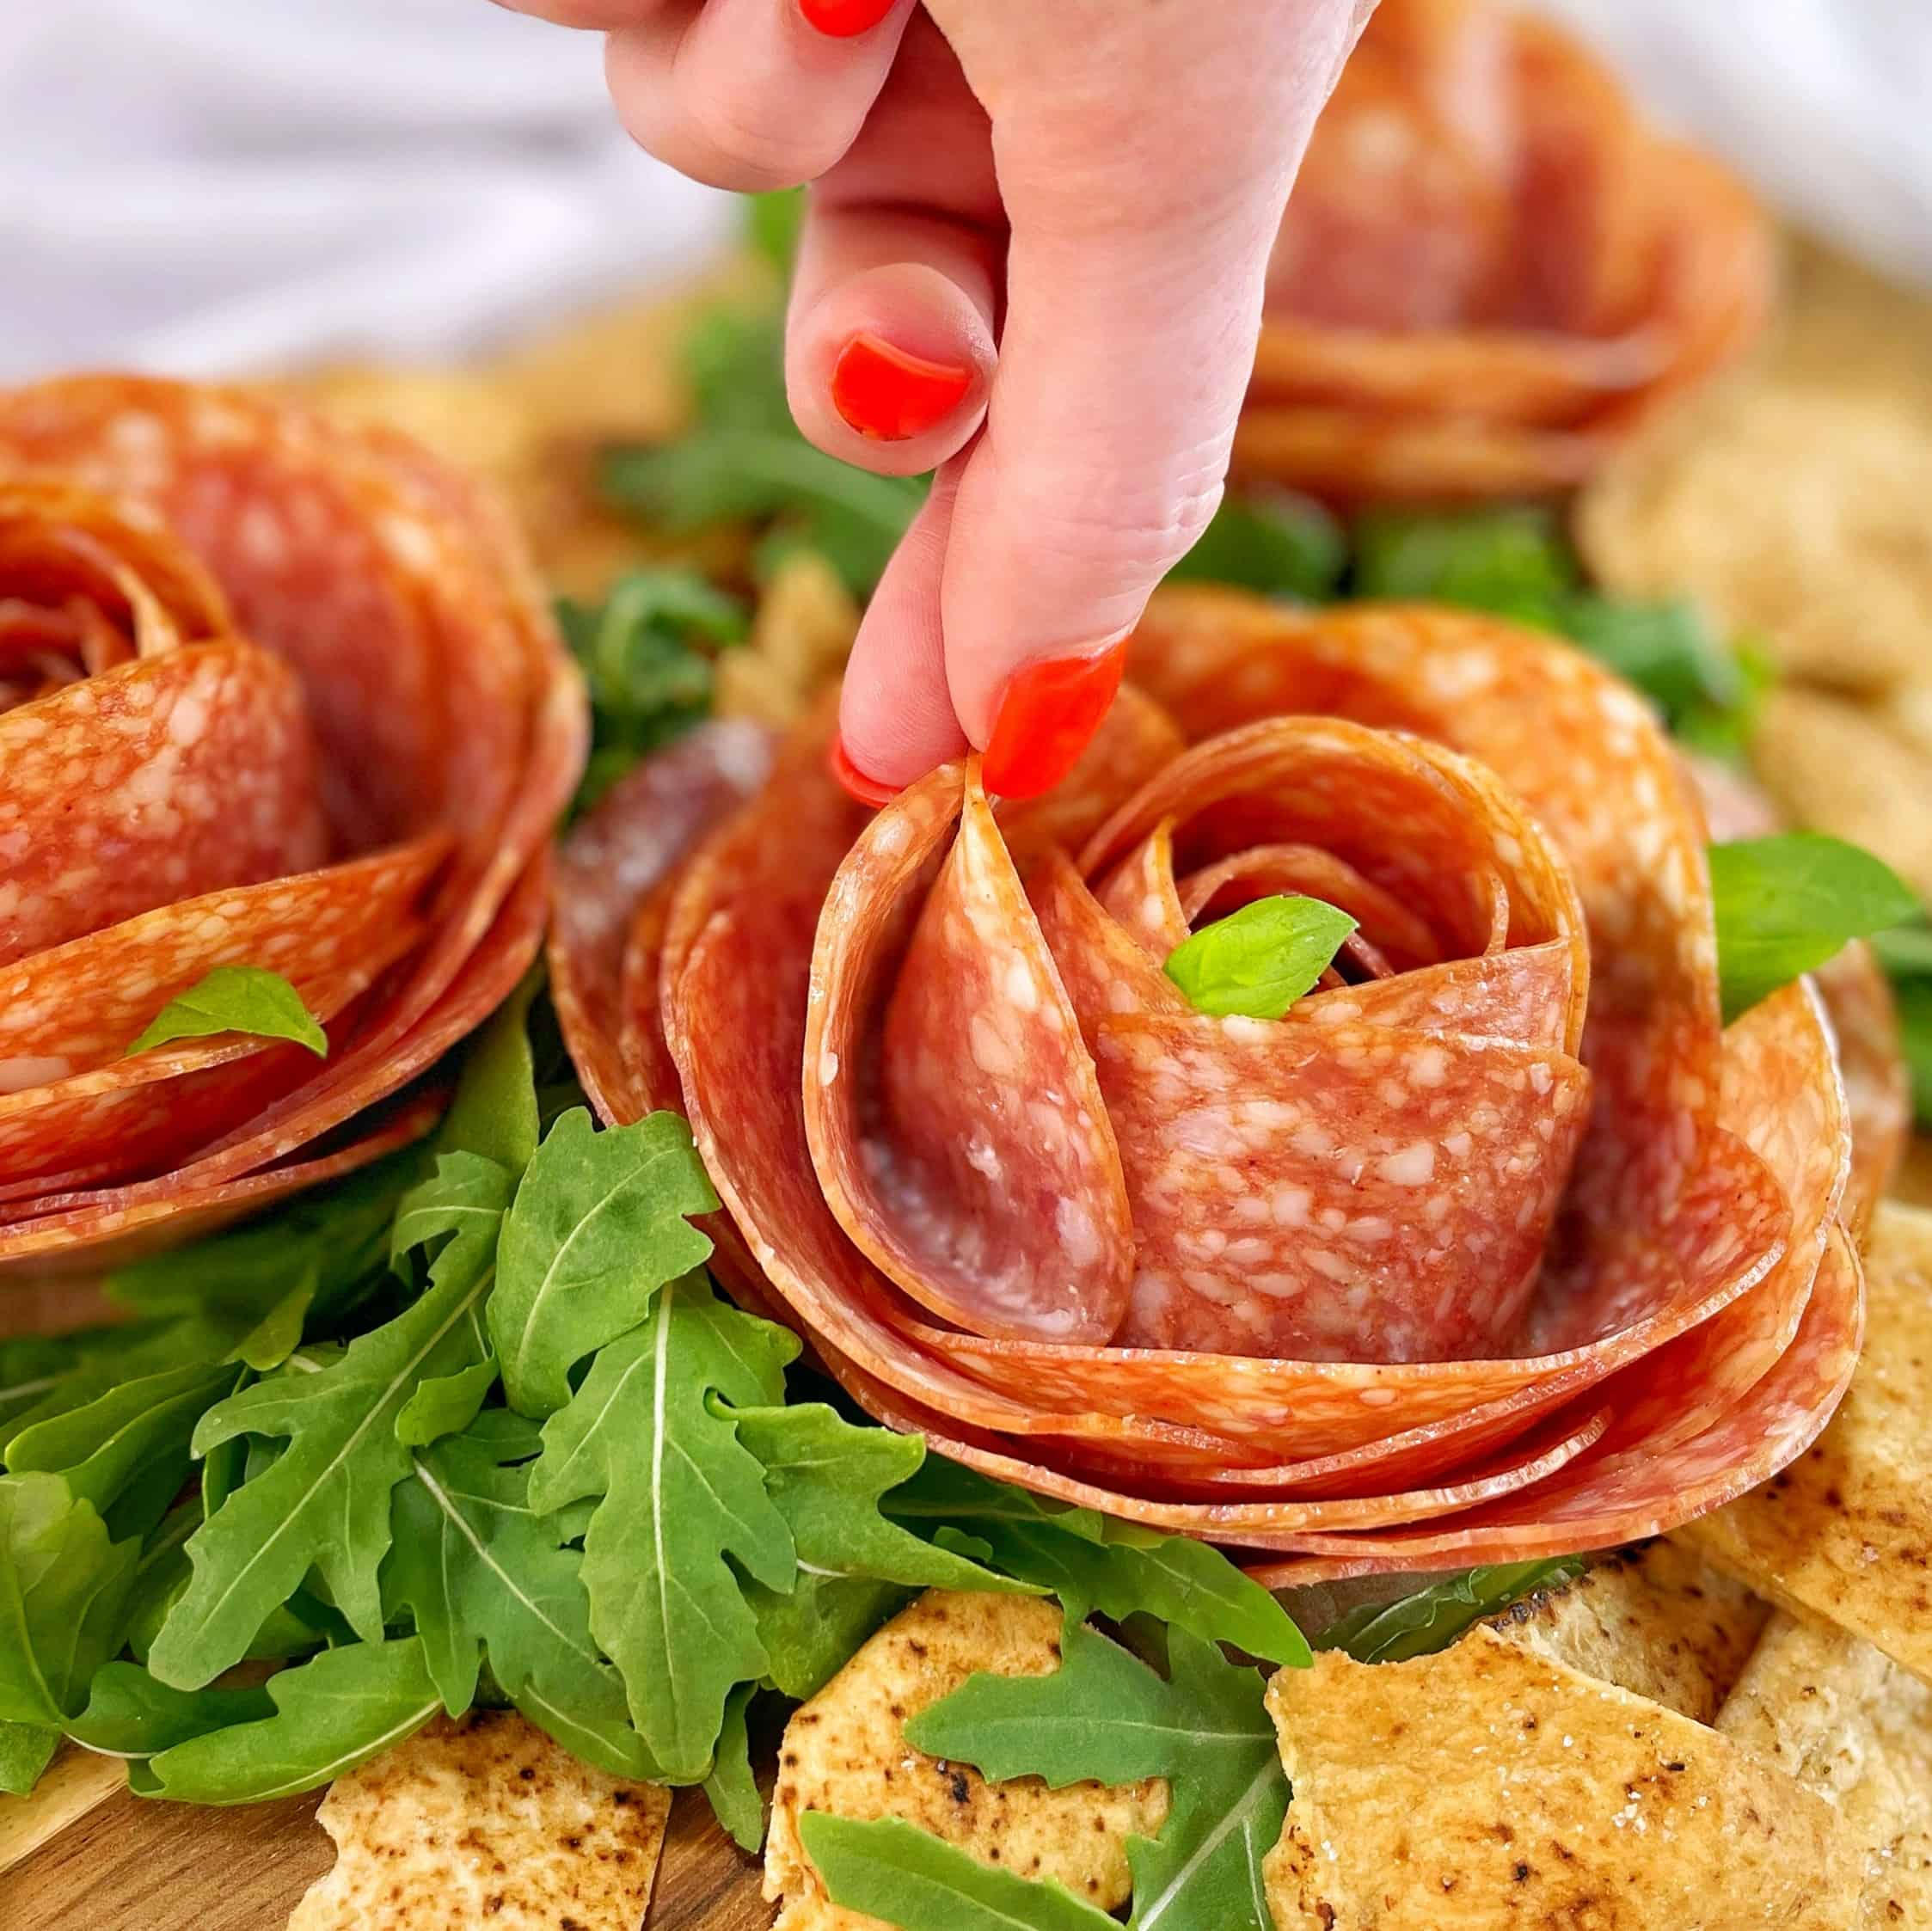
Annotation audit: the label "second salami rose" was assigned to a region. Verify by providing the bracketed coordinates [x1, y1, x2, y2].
[552, 590, 1880, 1578]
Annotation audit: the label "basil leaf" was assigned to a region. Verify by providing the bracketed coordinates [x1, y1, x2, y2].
[1709, 833, 1921, 1020]
[124, 966, 327, 1060]
[1312, 1557, 1584, 1664]
[0, 1720, 58, 1796]
[527, 1273, 798, 1781]
[800, 1812, 1119, 1931]
[490, 1109, 718, 1419]
[1168, 490, 1345, 601]
[1874, 923, 1932, 1127]
[1557, 596, 1750, 721]
[1163, 894, 1357, 1020]
[130, 1638, 439, 1805]
[702, 1682, 764, 1853]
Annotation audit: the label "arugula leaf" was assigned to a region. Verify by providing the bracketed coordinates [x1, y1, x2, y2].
[1557, 596, 1751, 724]
[125, 966, 327, 1060]
[147, 1251, 494, 1688]
[130, 1638, 439, 1805]
[702, 1681, 764, 1853]
[800, 1813, 1119, 1931]
[66, 1662, 274, 1758]
[1168, 489, 1345, 601]
[528, 1273, 797, 1780]
[0, 1720, 57, 1796]
[1163, 895, 1357, 1020]
[435, 971, 542, 1176]
[601, 437, 924, 599]
[0, 1334, 93, 1437]
[108, 1143, 427, 1329]
[228, 1290, 311, 1375]
[4, 1360, 236, 1522]
[731, 1405, 1026, 1701]
[912, 1622, 1285, 1931]
[889, 1460, 1307, 1667]
[1352, 505, 1572, 614]
[391, 1151, 514, 1278]
[1311, 1557, 1585, 1664]
[1709, 833, 1921, 1020]
[491, 1109, 718, 1419]
[745, 188, 805, 277]
[383, 1409, 659, 1781]
[683, 304, 794, 437]
[557, 569, 746, 812]
[0, 1473, 138, 1724]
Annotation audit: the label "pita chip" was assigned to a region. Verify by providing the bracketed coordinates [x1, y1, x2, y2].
[1264, 1628, 1863, 1930]
[1681, 1201, 1932, 1687]
[287, 1710, 669, 1931]
[764, 1591, 1168, 1931]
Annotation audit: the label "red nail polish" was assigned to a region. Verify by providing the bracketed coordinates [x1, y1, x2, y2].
[799, 0, 897, 35]
[831, 334, 973, 443]
[981, 641, 1128, 801]
[829, 733, 903, 806]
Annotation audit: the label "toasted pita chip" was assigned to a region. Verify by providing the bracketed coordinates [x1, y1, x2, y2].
[288, 367, 537, 487]
[1486, 1540, 1769, 1723]
[1263, 1628, 1862, 1931]
[1718, 1610, 1932, 1930]
[749, 552, 860, 700]
[1747, 687, 1932, 905]
[287, 1710, 669, 1931]
[1682, 1201, 1932, 1688]
[764, 1591, 1168, 1931]
[1577, 375, 1932, 696]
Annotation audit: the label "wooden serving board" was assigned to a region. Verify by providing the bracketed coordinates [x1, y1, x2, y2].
[0, 1758, 771, 1929]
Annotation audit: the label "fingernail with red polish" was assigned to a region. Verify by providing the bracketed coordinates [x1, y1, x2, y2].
[831, 334, 973, 443]
[799, 0, 897, 36]
[981, 641, 1128, 801]
[829, 732, 903, 807]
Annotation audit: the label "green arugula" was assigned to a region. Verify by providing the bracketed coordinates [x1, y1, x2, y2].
[1163, 894, 1358, 1021]
[801, 1813, 1119, 1931]
[383, 1408, 659, 1781]
[435, 972, 543, 1175]
[745, 187, 805, 276]
[731, 1404, 1027, 1701]
[131, 1638, 440, 1805]
[490, 1108, 718, 1419]
[1708, 833, 1921, 1020]
[0, 1473, 138, 1725]
[556, 569, 746, 812]
[527, 1273, 799, 1781]
[146, 1253, 494, 1688]
[1167, 489, 1345, 601]
[702, 1682, 764, 1853]
[66, 1662, 274, 1758]
[1311, 1558, 1585, 1664]
[889, 1460, 1307, 1668]
[125, 966, 327, 1060]
[0, 1719, 58, 1796]
[1350, 505, 1762, 741]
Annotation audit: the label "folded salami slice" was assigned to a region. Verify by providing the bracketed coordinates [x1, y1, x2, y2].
[0, 377, 585, 1272]
[1240, 0, 1773, 499]
[554, 587, 1869, 1569]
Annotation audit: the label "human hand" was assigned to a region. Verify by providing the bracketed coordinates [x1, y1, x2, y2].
[502, 0, 1371, 796]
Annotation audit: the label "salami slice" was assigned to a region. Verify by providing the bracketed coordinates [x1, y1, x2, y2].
[1242, 0, 1772, 499]
[560, 583, 1854, 1575]
[0, 376, 583, 1268]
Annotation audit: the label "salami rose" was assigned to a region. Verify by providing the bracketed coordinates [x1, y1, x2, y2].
[0, 378, 585, 1272]
[552, 588, 1879, 1575]
[1239, 0, 1774, 500]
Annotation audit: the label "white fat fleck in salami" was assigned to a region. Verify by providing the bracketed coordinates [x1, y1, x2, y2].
[807, 763, 1134, 1344]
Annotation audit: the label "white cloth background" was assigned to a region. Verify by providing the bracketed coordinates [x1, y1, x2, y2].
[1, 0, 1927, 383]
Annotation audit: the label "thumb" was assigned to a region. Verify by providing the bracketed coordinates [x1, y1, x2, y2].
[936, 0, 1362, 799]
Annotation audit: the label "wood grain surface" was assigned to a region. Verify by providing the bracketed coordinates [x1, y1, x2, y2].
[0, 1765, 772, 1930]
